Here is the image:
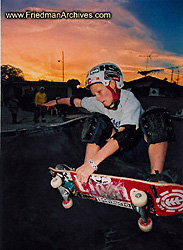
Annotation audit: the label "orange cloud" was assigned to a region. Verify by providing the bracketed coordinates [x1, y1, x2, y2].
[2, 0, 183, 86]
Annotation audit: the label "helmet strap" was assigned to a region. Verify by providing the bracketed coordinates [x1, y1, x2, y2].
[106, 86, 120, 110]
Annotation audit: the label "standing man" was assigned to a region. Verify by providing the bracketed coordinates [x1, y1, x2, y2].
[8, 95, 19, 124]
[34, 87, 47, 123]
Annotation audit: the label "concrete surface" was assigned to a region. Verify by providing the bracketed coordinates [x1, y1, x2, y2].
[1, 97, 183, 250]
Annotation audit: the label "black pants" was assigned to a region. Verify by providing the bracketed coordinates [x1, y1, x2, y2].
[34, 105, 46, 122]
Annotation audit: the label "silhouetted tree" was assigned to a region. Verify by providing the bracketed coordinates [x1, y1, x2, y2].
[67, 79, 80, 86]
[1, 64, 24, 82]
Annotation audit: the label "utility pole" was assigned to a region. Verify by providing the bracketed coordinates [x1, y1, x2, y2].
[58, 51, 64, 82]
[167, 66, 179, 83]
[171, 68, 174, 83]
[176, 70, 180, 84]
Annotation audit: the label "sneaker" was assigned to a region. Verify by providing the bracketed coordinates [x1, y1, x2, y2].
[146, 170, 173, 183]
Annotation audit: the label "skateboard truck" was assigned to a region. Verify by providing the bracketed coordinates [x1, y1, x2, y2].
[57, 185, 73, 209]
[131, 190, 153, 232]
[50, 173, 74, 209]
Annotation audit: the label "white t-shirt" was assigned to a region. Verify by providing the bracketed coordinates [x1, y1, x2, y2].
[81, 90, 144, 130]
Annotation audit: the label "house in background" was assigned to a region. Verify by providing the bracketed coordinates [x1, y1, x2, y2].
[123, 76, 183, 98]
[2, 76, 183, 110]
[2, 79, 81, 106]
[1, 78, 93, 113]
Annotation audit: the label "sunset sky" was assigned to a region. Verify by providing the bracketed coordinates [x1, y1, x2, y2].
[1, 0, 183, 86]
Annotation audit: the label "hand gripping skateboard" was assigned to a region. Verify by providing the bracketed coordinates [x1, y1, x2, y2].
[49, 164, 183, 232]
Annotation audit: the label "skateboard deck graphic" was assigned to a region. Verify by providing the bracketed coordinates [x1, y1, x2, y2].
[49, 164, 183, 232]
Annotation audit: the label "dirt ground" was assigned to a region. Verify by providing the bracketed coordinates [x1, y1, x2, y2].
[1, 96, 183, 250]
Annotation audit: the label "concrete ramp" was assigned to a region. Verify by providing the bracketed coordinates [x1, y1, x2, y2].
[1, 118, 183, 250]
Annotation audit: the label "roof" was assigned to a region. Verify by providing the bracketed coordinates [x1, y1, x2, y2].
[2, 79, 80, 88]
[124, 76, 178, 88]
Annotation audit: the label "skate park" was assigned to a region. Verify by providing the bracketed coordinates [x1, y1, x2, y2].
[1, 96, 183, 250]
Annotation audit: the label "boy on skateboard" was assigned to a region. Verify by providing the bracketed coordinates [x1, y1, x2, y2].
[44, 63, 174, 184]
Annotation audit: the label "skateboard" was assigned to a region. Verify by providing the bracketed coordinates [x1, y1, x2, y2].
[49, 164, 183, 232]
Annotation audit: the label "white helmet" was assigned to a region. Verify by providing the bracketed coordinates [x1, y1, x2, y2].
[86, 62, 124, 89]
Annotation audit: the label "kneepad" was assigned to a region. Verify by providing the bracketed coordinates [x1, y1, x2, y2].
[81, 113, 113, 147]
[112, 125, 141, 152]
[140, 106, 175, 145]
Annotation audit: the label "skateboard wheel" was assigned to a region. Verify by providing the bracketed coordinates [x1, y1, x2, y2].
[50, 176, 62, 188]
[138, 217, 153, 232]
[62, 198, 73, 209]
[131, 190, 147, 207]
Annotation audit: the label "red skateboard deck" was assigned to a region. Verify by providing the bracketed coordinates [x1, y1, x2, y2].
[49, 165, 183, 231]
